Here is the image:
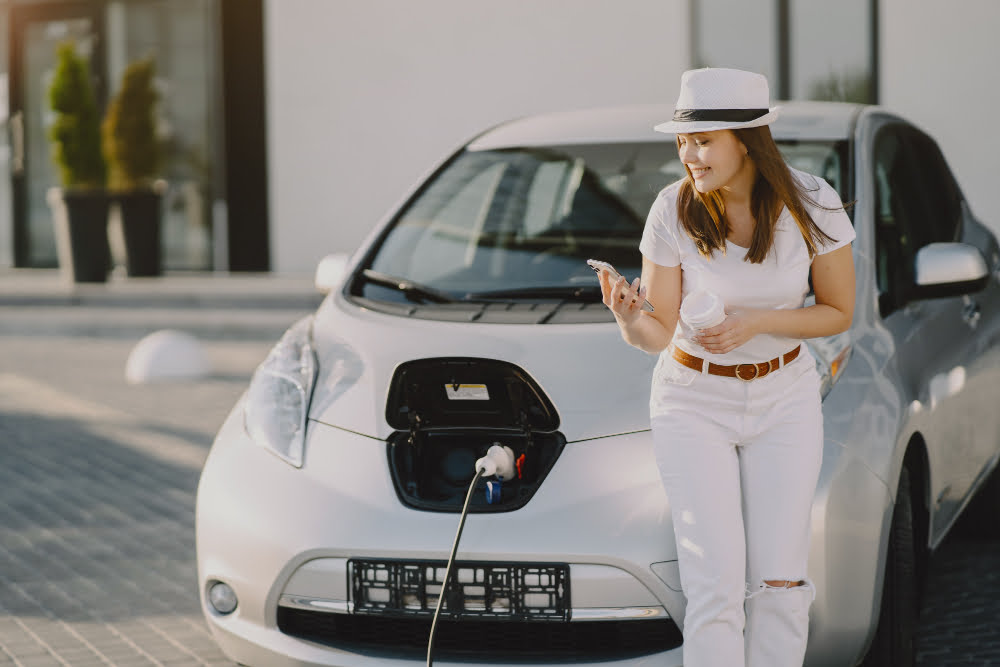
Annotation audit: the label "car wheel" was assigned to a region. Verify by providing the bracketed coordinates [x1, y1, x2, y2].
[860, 466, 917, 667]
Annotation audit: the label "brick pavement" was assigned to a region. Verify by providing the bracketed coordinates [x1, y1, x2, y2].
[914, 492, 1000, 666]
[0, 328, 998, 666]
[0, 335, 261, 666]
[0, 415, 232, 666]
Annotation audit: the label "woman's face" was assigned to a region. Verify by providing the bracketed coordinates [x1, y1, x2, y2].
[677, 130, 750, 194]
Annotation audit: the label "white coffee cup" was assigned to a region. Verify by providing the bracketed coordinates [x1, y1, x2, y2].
[680, 290, 726, 330]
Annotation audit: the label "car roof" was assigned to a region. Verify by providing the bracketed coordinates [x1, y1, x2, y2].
[467, 100, 862, 150]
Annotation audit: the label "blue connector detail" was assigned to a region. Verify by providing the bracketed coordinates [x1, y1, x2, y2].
[485, 480, 502, 504]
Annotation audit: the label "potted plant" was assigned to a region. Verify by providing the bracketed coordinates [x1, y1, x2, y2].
[47, 40, 110, 283]
[102, 57, 164, 277]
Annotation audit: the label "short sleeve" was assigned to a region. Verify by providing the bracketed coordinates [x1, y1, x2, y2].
[639, 191, 681, 267]
[812, 178, 856, 255]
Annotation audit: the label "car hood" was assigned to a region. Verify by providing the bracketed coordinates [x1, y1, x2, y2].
[308, 295, 657, 442]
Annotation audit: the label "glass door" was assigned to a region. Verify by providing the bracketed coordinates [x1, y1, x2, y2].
[104, 0, 220, 271]
[10, 3, 105, 267]
[0, 7, 12, 268]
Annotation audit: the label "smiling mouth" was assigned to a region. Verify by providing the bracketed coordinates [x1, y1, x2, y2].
[690, 167, 710, 178]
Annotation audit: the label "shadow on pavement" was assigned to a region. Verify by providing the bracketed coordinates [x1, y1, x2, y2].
[0, 409, 206, 623]
[915, 465, 1000, 666]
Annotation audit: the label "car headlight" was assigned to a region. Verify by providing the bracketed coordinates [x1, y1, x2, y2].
[806, 331, 852, 400]
[243, 315, 318, 467]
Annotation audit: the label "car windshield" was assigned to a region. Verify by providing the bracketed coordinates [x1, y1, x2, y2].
[359, 140, 847, 304]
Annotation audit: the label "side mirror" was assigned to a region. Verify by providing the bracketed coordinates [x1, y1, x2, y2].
[314, 253, 350, 294]
[912, 242, 990, 299]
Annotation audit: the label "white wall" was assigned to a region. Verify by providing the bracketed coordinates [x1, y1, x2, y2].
[265, 0, 689, 274]
[881, 0, 1000, 232]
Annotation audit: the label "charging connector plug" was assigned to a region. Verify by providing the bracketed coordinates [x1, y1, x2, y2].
[475, 444, 515, 480]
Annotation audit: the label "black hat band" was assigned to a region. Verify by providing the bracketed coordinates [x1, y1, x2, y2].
[672, 108, 769, 122]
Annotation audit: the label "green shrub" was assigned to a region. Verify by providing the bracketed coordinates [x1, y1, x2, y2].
[48, 41, 106, 189]
[102, 57, 160, 191]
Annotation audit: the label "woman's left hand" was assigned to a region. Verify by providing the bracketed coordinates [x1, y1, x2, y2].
[694, 309, 764, 354]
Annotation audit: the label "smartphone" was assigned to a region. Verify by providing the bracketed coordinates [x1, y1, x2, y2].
[587, 259, 654, 312]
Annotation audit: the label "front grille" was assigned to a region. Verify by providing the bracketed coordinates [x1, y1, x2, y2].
[277, 607, 683, 660]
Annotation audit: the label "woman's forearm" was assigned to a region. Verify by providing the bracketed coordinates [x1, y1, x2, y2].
[619, 311, 676, 355]
[695, 303, 853, 355]
[753, 303, 852, 340]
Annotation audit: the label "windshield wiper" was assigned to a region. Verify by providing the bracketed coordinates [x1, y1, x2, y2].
[463, 285, 603, 302]
[358, 269, 458, 304]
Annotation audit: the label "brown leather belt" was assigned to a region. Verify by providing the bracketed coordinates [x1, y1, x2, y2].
[672, 345, 801, 381]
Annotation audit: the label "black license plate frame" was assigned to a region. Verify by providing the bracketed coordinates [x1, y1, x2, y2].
[349, 559, 570, 622]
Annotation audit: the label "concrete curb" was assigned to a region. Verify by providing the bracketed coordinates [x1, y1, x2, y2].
[0, 269, 326, 340]
[0, 269, 326, 310]
[0, 307, 314, 341]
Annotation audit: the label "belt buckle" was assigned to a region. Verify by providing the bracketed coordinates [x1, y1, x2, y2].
[735, 363, 760, 381]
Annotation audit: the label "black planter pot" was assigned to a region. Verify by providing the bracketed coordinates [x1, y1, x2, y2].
[52, 189, 112, 283]
[117, 189, 163, 277]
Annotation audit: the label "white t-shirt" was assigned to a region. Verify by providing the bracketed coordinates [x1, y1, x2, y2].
[639, 168, 856, 365]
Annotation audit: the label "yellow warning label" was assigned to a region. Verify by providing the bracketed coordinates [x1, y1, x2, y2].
[444, 384, 490, 401]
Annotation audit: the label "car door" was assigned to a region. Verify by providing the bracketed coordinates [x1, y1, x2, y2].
[872, 122, 984, 539]
[904, 127, 1000, 528]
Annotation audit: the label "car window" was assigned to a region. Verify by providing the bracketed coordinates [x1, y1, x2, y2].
[873, 124, 964, 315]
[366, 145, 653, 300]
[523, 160, 572, 237]
[359, 140, 850, 305]
[394, 157, 511, 285]
[655, 142, 847, 203]
[874, 127, 914, 310]
[903, 127, 962, 243]
[779, 142, 846, 202]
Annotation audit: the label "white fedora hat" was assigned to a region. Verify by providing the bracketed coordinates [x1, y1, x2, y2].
[654, 67, 780, 134]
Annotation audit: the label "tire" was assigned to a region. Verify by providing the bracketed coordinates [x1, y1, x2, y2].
[860, 466, 917, 667]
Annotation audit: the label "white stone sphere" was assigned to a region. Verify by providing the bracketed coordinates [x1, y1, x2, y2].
[125, 329, 211, 384]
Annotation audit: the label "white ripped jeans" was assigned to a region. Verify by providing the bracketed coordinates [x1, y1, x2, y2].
[650, 346, 823, 667]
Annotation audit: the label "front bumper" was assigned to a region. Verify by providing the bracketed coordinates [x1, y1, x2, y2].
[196, 405, 685, 667]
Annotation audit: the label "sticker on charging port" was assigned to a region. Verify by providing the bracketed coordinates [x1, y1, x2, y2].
[445, 383, 490, 400]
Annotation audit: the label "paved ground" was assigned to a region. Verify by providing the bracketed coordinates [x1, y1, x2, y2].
[0, 271, 998, 666]
[0, 334, 272, 667]
[916, 498, 1000, 666]
[0, 272, 300, 667]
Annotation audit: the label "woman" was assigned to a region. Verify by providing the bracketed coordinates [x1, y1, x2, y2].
[598, 68, 855, 667]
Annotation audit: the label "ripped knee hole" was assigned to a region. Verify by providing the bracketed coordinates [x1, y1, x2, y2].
[747, 578, 816, 601]
[762, 579, 806, 589]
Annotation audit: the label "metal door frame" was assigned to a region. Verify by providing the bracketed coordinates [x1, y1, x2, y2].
[9, 1, 106, 267]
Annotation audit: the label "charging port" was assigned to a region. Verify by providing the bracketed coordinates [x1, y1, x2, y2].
[384, 358, 565, 513]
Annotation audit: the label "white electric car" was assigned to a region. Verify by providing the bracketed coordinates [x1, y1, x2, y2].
[196, 101, 1000, 667]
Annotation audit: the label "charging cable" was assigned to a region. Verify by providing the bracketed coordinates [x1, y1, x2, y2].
[426, 444, 515, 667]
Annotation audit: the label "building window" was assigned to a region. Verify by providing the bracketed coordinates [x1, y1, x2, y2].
[6, 0, 223, 271]
[106, 0, 221, 270]
[692, 1, 778, 86]
[692, 0, 877, 104]
[0, 6, 12, 268]
[789, 0, 876, 103]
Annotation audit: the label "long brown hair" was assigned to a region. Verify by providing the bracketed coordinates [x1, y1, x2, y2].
[675, 125, 840, 264]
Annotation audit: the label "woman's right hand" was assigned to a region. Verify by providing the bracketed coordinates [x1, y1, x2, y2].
[599, 270, 646, 328]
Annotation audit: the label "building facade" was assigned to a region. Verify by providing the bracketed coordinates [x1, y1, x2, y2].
[0, 0, 268, 272]
[3, 1, 998, 274]
[263, 0, 1000, 273]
